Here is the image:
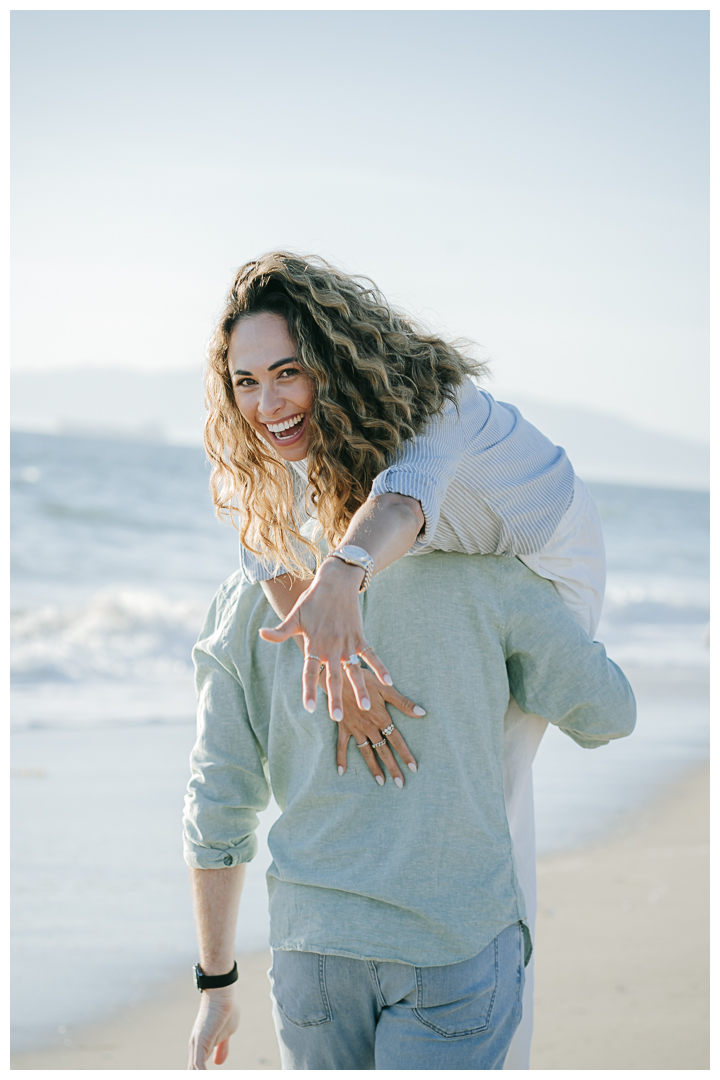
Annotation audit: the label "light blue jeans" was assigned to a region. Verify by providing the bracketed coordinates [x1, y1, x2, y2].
[269, 923, 525, 1070]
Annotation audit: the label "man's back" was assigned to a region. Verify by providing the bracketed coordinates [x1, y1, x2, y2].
[183, 550, 635, 967]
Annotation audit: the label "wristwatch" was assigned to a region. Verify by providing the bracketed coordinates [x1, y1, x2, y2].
[330, 545, 374, 592]
[193, 960, 239, 992]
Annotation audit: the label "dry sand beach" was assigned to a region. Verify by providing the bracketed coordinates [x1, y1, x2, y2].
[531, 761, 709, 1070]
[11, 761, 708, 1071]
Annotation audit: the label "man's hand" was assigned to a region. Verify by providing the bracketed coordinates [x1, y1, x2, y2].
[188, 986, 240, 1070]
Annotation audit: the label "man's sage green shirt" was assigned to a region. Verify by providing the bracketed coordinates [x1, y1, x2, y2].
[183, 551, 635, 967]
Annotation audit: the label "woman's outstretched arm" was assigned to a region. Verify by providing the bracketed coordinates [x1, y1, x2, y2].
[259, 492, 424, 722]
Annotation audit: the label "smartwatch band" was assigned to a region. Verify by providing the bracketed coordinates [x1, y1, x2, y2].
[194, 960, 238, 992]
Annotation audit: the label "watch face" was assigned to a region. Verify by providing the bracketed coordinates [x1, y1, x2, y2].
[338, 545, 371, 564]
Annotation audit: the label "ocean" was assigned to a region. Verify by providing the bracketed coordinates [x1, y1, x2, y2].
[10, 430, 710, 1054]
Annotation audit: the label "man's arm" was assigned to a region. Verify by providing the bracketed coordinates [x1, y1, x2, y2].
[188, 865, 245, 1070]
[503, 573, 636, 747]
[184, 586, 271, 1067]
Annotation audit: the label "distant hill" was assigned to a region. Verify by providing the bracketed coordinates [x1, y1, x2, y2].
[11, 366, 207, 446]
[509, 396, 708, 491]
[11, 366, 709, 491]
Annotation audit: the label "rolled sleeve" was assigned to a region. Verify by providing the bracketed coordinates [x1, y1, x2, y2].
[369, 469, 444, 550]
[182, 598, 271, 869]
[369, 383, 478, 551]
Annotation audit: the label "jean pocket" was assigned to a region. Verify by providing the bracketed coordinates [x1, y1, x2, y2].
[413, 938, 499, 1038]
[270, 950, 332, 1028]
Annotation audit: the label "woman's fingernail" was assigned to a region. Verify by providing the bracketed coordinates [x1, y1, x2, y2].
[394, 776, 404, 788]
[408, 762, 417, 773]
[337, 765, 344, 776]
[413, 706, 426, 716]
[306, 699, 316, 713]
[375, 775, 385, 786]
[361, 698, 371, 711]
[383, 675, 393, 686]
[333, 708, 343, 722]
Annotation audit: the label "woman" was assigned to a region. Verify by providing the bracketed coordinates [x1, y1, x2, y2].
[201, 252, 607, 1066]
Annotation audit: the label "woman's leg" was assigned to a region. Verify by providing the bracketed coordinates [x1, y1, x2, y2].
[502, 699, 547, 1070]
[505, 476, 606, 1068]
[517, 475, 606, 642]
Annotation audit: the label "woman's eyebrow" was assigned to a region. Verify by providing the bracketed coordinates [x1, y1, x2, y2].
[232, 356, 297, 376]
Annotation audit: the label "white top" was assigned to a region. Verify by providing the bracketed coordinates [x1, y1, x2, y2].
[239, 378, 575, 582]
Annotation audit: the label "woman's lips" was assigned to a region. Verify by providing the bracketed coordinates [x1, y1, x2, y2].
[264, 414, 308, 447]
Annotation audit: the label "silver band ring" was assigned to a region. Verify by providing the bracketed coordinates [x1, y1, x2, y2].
[381, 724, 395, 737]
[307, 655, 323, 663]
[357, 646, 374, 658]
[371, 738, 387, 749]
[356, 739, 370, 748]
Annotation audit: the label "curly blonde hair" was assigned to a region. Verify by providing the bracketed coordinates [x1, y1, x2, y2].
[205, 252, 487, 579]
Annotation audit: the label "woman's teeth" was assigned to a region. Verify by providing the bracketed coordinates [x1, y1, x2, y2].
[266, 414, 304, 439]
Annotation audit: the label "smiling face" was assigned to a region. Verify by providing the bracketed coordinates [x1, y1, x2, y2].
[227, 312, 315, 461]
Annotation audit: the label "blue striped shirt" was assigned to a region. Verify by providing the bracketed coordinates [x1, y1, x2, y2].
[239, 378, 575, 583]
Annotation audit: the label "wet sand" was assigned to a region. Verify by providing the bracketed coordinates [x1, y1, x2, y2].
[10, 950, 281, 1071]
[11, 762, 708, 1070]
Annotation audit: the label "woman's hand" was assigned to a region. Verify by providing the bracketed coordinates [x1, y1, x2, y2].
[334, 670, 424, 787]
[259, 493, 425, 722]
[259, 556, 392, 721]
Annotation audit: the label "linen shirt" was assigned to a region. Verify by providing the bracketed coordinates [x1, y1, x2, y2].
[183, 549, 635, 968]
[239, 378, 575, 583]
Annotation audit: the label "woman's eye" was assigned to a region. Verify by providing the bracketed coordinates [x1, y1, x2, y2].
[278, 367, 300, 379]
[235, 378, 256, 388]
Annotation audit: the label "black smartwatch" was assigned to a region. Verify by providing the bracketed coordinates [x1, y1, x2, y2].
[193, 960, 238, 992]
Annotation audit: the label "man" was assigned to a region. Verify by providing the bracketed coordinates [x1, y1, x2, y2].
[183, 550, 635, 1069]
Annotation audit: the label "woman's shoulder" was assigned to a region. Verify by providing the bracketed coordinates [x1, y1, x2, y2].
[438, 376, 509, 436]
[458, 377, 515, 416]
[429, 376, 491, 426]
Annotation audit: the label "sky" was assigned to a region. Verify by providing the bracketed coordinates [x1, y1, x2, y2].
[11, 9, 709, 442]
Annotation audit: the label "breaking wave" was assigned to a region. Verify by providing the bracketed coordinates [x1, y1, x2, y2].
[11, 588, 206, 684]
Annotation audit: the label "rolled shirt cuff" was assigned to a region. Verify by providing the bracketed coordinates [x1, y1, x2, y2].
[368, 470, 442, 552]
[183, 833, 258, 869]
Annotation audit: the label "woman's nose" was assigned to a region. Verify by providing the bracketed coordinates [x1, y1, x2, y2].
[258, 381, 284, 417]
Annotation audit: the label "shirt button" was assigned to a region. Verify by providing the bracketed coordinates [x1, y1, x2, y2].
[223, 854, 233, 866]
